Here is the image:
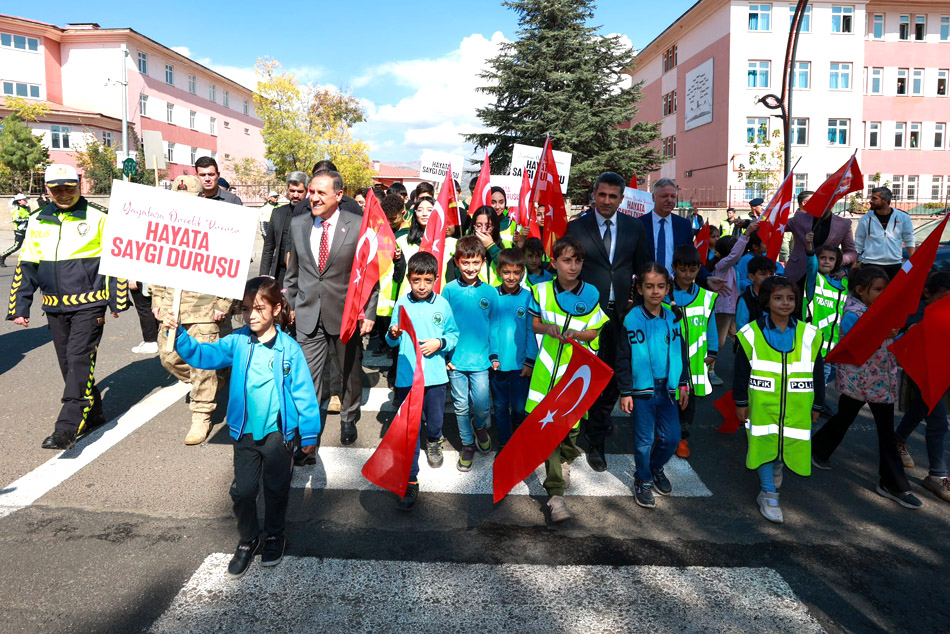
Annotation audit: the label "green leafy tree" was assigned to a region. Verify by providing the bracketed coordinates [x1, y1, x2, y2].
[76, 135, 119, 194]
[253, 58, 372, 190]
[737, 127, 783, 200]
[466, 0, 660, 203]
[0, 114, 49, 193]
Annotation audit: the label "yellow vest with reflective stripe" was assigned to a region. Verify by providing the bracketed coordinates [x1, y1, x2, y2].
[680, 287, 717, 397]
[806, 273, 847, 354]
[526, 281, 609, 426]
[736, 320, 823, 476]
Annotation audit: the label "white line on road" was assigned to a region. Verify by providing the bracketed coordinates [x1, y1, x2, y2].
[0, 382, 190, 519]
[150, 556, 825, 634]
[294, 447, 712, 497]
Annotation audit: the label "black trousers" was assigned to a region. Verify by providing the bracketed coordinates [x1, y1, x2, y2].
[130, 284, 158, 343]
[231, 431, 294, 543]
[585, 311, 620, 449]
[297, 318, 364, 433]
[812, 394, 910, 492]
[1, 229, 25, 261]
[46, 306, 106, 435]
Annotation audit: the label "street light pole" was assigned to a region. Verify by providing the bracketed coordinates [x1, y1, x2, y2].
[120, 44, 129, 180]
[759, 0, 810, 177]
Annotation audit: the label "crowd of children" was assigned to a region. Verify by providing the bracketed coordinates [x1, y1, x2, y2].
[163, 180, 947, 578]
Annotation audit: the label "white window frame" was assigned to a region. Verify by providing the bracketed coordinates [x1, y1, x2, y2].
[937, 123, 947, 149]
[829, 62, 852, 90]
[869, 67, 883, 95]
[243, 99, 249, 115]
[0, 33, 40, 51]
[165, 64, 174, 85]
[791, 117, 809, 145]
[748, 60, 770, 88]
[50, 125, 70, 149]
[895, 122, 906, 148]
[2, 81, 41, 98]
[749, 4, 772, 31]
[870, 13, 884, 39]
[209, 84, 216, 103]
[167, 142, 175, 164]
[792, 61, 810, 89]
[188, 74, 196, 94]
[166, 103, 174, 124]
[137, 51, 148, 74]
[210, 117, 216, 135]
[747, 117, 769, 144]
[938, 70, 949, 96]
[102, 130, 113, 148]
[867, 122, 881, 149]
[892, 175, 904, 200]
[907, 175, 919, 201]
[899, 15, 911, 40]
[190, 146, 197, 165]
[942, 16, 950, 41]
[223, 90, 229, 108]
[932, 176, 944, 200]
[189, 110, 196, 129]
[140, 94, 148, 117]
[915, 15, 927, 41]
[897, 68, 908, 95]
[909, 122, 922, 149]
[831, 6, 854, 33]
[828, 118, 850, 145]
[912, 69, 924, 95]
[794, 173, 808, 195]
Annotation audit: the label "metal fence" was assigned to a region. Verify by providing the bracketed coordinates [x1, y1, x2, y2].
[677, 186, 949, 215]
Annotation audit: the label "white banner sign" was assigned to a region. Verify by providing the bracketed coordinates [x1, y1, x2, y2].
[619, 187, 654, 218]
[508, 143, 572, 194]
[419, 149, 464, 182]
[99, 180, 259, 298]
[487, 175, 522, 208]
[685, 58, 714, 131]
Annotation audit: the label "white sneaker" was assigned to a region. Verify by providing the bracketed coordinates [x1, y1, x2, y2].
[140, 341, 158, 354]
[131, 341, 147, 353]
[757, 491, 784, 523]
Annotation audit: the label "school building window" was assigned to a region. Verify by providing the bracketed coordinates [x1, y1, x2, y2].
[831, 6, 853, 33]
[747, 117, 769, 144]
[140, 94, 148, 117]
[936, 123, 946, 149]
[748, 60, 770, 88]
[166, 103, 174, 124]
[907, 175, 918, 200]
[938, 70, 948, 96]
[190, 147, 197, 165]
[915, 15, 926, 40]
[790, 5, 811, 32]
[224, 90, 229, 107]
[243, 99, 249, 115]
[932, 176, 944, 199]
[749, 4, 771, 31]
[167, 142, 175, 163]
[189, 110, 196, 129]
[210, 117, 216, 135]
[899, 15, 910, 40]
[51, 125, 70, 149]
[870, 14, 884, 39]
[102, 131, 113, 147]
[829, 62, 851, 90]
[137, 51, 148, 74]
[165, 64, 174, 85]
[828, 119, 849, 145]
[897, 69, 908, 95]
[867, 122, 881, 149]
[869, 67, 883, 95]
[791, 118, 808, 145]
[792, 61, 810, 89]
[895, 122, 906, 148]
[662, 45, 678, 73]
[662, 90, 678, 116]
[794, 173, 808, 195]
[188, 74, 196, 94]
[0, 33, 39, 51]
[209, 84, 216, 102]
[909, 122, 921, 149]
[892, 175, 904, 200]
[2, 81, 40, 98]
[942, 16, 950, 41]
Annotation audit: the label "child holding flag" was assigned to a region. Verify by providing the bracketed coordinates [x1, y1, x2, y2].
[671, 245, 718, 459]
[734, 276, 824, 523]
[164, 277, 320, 577]
[387, 252, 459, 510]
[526, 236, 609, 522]
[803, 236, 847, 408]
[811, 266, 923, 509]
[617, 263, 689, 510]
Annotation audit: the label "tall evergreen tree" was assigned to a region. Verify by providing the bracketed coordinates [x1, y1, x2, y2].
[466, 0, 660, 203]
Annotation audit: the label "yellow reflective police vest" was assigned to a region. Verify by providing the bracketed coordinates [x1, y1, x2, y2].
[680, 287, 717, 397]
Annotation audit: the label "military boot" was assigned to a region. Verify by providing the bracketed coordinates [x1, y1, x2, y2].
[185, 412, 212, 445]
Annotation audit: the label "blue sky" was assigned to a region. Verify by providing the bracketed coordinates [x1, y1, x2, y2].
[7, 0, 697, 164]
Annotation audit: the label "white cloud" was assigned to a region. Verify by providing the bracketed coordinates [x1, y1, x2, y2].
[354, 31, 507, 160]
[169, 46, 323, 90]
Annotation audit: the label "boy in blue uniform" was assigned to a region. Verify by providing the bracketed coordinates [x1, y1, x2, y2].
[736, 255, 777, 331]
[442, 236, 497, 471]
[523, 237, 553, 287]
[387, 252, 459, 510]
[489, 248, 537, 449]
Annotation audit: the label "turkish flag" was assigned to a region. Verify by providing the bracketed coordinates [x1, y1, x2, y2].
[529, 136, 568, 259]
[714, 390, 742, 434]
[470, 151, 492, 215]
[492, 340, 613, 503]
[802, 152, 864, 219]
[340, 189, 396, 344]
[891, 295, 950, 414]
[694, 221, 711, 264]
[361, 306, 425, 497]
[420, 170, 458, 292]
[827, 211, 950, 367]
[519, 166, 541, 239]
[629, 174, 638, 189]
[756, 169, 796, 262]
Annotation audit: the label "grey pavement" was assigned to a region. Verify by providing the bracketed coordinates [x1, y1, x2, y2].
[0, 234, 947, 634]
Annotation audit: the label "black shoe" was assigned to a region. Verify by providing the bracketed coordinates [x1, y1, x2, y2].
[634, 478, 656, 508]
[260, 535, 286, 567]
[586, 445, 607, 472]
[293, 447, 316, 466]
[398, 482, 419, 511]
[41, 431, 76, 450]
[652, 469, 673, 496]
[875, 483, 923, 509]
[340, 421, 358, 445]
[0, 258, 6, 268]
[77, 414, 107, 438]
[227, 537, 260, 578]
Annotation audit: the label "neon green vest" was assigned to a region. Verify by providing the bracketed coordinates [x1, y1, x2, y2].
[805, 273, 848, 354]
[498, 213, 515, 248]
[526, 282, 609, 427]
[679, 287, 717, 397]
[736, 320, 823, 476]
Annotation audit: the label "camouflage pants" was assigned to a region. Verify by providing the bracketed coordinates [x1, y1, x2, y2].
[158, 322, 230, 414]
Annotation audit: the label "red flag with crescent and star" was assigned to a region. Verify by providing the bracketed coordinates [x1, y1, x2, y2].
[470, 151, 492, 216]
[340, 189, 396, 344]
[492, 340, 613, 503]
[518, 165, 540, 239]
[890, 294, 950, 414]
[756, 168, 796, 263]
[529, 136, 568, 259]
[420, 170, 458, 293]
[361, 306, 425, 497]
[694, 221, 711, 264]
[826, 211, 950, 367]
[801, 151, 863, 219]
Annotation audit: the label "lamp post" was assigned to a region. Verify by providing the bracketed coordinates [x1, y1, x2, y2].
[758, 0, 810, 178]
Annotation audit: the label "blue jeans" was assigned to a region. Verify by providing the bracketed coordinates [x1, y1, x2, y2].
[394, 383, 447, 481]
[449, 369, 490, 446]
[757, 461, 778, 493]
[632, 380, 681, 482]
[490, 369, 527, 445]
[823, 362, 836, 386]
[896, 395, 949, 478]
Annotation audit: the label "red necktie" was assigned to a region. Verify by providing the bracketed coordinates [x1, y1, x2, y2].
[318, 220, 331, 271]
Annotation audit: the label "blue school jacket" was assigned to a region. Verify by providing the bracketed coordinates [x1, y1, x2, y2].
[616, 305, 689, 399]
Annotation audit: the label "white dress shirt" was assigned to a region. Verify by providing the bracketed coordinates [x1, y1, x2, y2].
[595, 211, 618, 300]
[310, 208, 339, 266]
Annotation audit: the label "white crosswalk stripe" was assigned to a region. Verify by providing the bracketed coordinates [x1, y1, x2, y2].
[294, 448, 711, 497]
[150, 556, 825, 633]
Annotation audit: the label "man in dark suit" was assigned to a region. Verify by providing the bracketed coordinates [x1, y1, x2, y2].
[566, 172, 651, 472]
[260, 171, 309, 287]
[285, 170, 377, 447]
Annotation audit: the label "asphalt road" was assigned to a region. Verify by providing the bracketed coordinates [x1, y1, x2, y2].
[0, 232, 947, 634]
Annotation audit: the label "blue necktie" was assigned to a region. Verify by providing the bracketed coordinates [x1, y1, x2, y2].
[657, 218, 667, 267]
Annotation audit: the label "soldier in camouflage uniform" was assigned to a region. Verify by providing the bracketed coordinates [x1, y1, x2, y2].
[150, 175, 235, 445]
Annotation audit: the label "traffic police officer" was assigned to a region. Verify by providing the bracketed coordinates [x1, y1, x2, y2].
[1, 193, 31, 267]
[7, 164, 128, 450]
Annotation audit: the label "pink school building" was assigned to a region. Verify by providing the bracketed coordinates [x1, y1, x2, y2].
[629, 0, 950, 210]
[0, 14, 264, 187]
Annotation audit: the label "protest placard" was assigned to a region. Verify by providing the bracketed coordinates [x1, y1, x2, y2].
[508, 143, 572, 194]
[487, 175, 522, 208]
[618, 187, 654, 218]
[98, 180, 259, 299]
[419, 150, 464, 182]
